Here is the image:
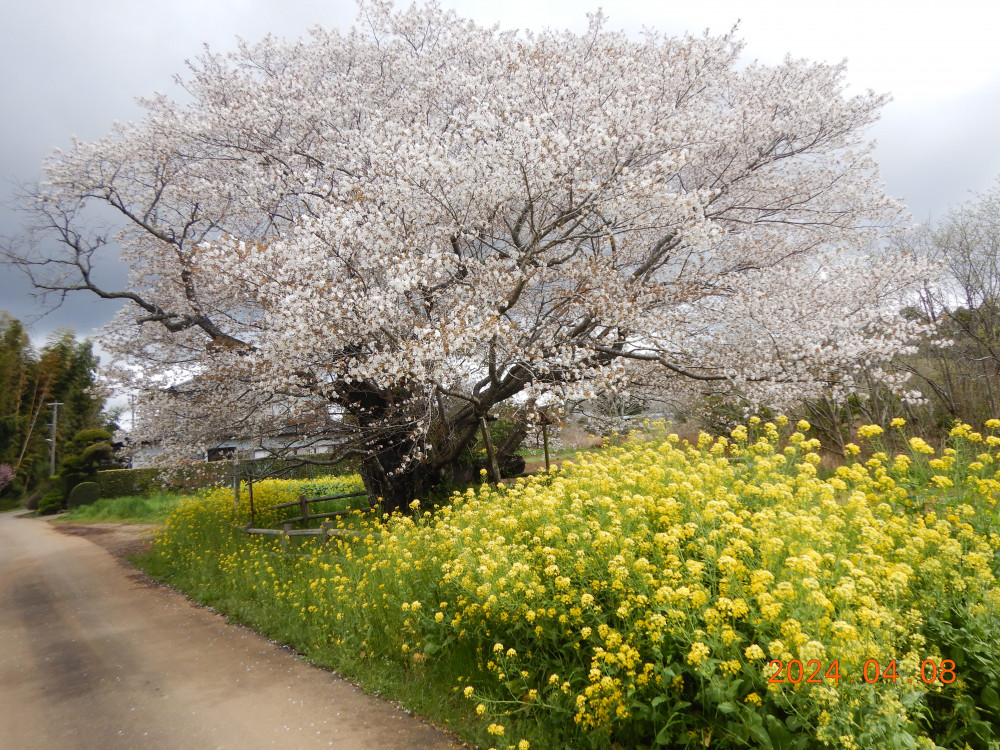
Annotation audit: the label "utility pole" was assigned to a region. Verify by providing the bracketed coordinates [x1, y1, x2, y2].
[47, 402, 64, 476]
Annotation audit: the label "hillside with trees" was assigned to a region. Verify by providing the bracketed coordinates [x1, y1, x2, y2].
[0, 313, 110, 506]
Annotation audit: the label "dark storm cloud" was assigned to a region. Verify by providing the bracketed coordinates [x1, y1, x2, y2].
[0, 0, 356, 344]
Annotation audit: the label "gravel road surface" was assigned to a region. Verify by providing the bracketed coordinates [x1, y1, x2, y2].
[0, 510, 463, 750]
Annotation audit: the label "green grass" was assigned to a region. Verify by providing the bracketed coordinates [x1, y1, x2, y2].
[57, 491, 185, 523]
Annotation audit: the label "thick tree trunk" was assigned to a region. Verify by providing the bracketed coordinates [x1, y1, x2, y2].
[358, 452, 439, 515]
[339, 376, 529, 514]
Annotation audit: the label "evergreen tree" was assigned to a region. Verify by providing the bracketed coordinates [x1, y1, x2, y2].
[0, 313, 109, 495]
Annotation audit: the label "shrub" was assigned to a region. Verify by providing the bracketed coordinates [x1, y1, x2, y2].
[58, 428, 114, 498]
[97, 467, 162, 498]
[67, 481, 100, 508]
[36, 489, 63, 515]
[24, 490, 41, 511]
[498, 452, 526, 478]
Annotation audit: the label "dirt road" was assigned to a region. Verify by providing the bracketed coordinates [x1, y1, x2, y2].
[0, 510, 463, 750]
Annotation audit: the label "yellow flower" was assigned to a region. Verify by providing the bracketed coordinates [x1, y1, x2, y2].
[745, 644, 766, 660]
[487, 723, 505, 736]
[519, 741, 530, 750]
[476, 704, 486, 716]
[720, 659, 742, 675]
[949, 423, 973, 438]
[845, 443, 861, 456]
[464, 686, 474, 698]
[890, 418, 906, 428]
[909, 437, 936, 454]
[858, 424, 883, 439]
[687, 641, 710, 666]
[744, 692, 763, 706]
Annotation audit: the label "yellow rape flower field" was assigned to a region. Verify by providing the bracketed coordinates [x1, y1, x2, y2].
[141, 420, 1000, 750]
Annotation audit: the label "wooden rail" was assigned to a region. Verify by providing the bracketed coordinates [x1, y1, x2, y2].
[245, 489, 376, 549]
[278, 507, 367, 525]
[244, 521, 373, 550]
[253, 490, 372, 529]
[261, 490, 368, 512]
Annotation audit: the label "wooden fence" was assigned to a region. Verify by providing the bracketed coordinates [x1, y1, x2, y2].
[239, 422, 559, 549]
[243, 490, 374, 547]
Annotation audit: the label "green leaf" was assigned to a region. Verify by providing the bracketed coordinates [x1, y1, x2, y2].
[766, 715, 794, 750]
[981, 686, 1000, 712]
[748, 722, 772, 748]
[655, 723, 675, 745]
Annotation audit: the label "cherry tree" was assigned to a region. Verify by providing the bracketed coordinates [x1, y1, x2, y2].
[9, 2, 933, 511]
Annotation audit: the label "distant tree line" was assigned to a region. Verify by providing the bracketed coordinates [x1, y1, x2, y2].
[0, 313, 110, 505]
[800, 179, 1000, 452]
[682, 178, 1000, 453]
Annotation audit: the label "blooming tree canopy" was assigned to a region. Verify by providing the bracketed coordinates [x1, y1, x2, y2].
[10, 2, 932, 510]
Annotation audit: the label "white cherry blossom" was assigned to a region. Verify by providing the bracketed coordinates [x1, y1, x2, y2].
[10, 2, 934, 511]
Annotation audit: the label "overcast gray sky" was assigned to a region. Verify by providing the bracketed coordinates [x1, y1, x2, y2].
[3, 0, 1000, 349]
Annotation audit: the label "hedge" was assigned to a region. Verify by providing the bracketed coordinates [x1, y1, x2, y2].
[96, 467, 163, 498]
[97, 453, 353, 498]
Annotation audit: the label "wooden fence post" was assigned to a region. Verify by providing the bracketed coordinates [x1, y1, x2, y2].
[542, 421, 551, 472]
[232, 460, 240, 516]
[321, 520, 332, 545]
[298, 494, 310, 526]
[479, 416, 502, 484]
[281, 523, 291, 552]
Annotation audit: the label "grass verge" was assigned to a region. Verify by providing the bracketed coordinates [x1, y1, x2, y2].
[57, 492, 186, 523]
